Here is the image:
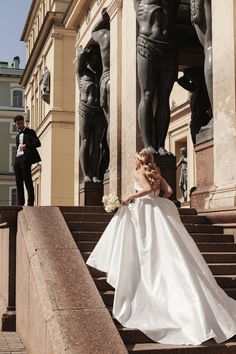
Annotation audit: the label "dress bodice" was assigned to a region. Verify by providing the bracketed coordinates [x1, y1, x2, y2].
[134, 181, 160, 197]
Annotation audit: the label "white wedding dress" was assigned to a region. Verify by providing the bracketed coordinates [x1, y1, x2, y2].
[86, 183, 236, 345]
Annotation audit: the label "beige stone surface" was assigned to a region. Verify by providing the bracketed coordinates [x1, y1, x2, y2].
[0, 228, 9, 319]
[121, 0, 138, 198]
[208, 0, 236, 209]
[16, 207, 127, 354]
[109, 1, 123, 197]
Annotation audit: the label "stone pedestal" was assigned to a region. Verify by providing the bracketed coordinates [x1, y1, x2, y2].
[191, 137, 214, 210]
[79, 182, 103, 206]
[0, 207, 22, 331]
[155, 155, 179, 205]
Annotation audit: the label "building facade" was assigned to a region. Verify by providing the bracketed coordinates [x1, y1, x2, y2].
[0, 58, 24, 206]
[20, 0, 76, 206]
[21, 0, 236, 228]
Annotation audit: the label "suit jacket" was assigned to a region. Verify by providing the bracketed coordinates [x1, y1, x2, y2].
[15, 127, 41, 164]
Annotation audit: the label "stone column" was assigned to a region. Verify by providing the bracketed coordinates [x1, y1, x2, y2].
[121, 0, 138, 197]
[108, 0, 123, 198]
[206, 0, 236, 209]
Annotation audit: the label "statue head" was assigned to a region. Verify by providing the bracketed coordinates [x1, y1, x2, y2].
[180, 147, 187, 157]
[101, 7, 110, 29]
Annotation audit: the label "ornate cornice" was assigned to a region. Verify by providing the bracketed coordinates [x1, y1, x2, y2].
[20, 12, 65, 87]
[107, 0, 123, 20]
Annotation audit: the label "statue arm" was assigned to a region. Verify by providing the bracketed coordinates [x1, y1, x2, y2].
[176, 157, 184, 167]
[133, 0, 139, 13]
[76, 46, 87, 83]
[177, 76, 195, 92]
[91, 8, 110, 39]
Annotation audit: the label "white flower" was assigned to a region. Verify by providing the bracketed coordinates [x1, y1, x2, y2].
[102, 194, 121, 213]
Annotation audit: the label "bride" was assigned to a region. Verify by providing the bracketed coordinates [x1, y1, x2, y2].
[86, 148, 236, 345]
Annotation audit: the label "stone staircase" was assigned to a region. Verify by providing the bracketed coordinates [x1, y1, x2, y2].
[60, 206, 236, 353]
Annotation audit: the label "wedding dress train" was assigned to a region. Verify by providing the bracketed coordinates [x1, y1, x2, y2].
[86, 186, 236, 345]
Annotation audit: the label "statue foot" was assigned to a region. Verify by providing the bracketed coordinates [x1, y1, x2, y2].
[200, 118, 214, 132]
[84, 176, 91, 183]
[157, 147, 173, 156]
[92, 177, 101, 183]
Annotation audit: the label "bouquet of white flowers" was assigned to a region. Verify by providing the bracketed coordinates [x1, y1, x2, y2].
[102, 194, 121, 213]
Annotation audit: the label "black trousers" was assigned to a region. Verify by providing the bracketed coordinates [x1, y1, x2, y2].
[14, 156, 34, 206]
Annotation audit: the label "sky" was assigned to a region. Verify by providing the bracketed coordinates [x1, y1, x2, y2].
[0, 0, 32, 68]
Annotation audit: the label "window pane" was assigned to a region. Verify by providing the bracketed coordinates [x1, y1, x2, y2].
[11, 146, 17, 166]
[11, 188, 18, 206]
[13, 90, 23, 107]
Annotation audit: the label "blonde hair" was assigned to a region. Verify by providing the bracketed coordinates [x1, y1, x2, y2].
[136, 148, 161, 190]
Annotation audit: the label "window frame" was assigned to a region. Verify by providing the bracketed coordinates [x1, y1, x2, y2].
[9, 186, 17, 206]
[10, 87, 24, 108]
[9, 143, 16, 172]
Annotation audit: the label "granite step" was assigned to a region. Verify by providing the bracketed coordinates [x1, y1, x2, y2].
[215, 275, 236, 288]
[63, 212, 205, 224]
[191, 234, 234, 243]
[87, 265, 106, 278]
[63, 212, 113, 222]
[126, 339, 236, 353]
[94, 275, 236, 292]
[67, 221, 108, 232]
[178, 208, 197, 215]
[202, 252, 236, 263]
[66, 221, 218, 233]
[100, 287, 236, 307]
[185, 225, 223, 234]
[197, 243, 236, 252]
[180, 215, 211, 224]
[73, 232, 234, 244]
[94, 277, 114, 291]
[61, 206, 197, 215]
[60, 206, 105, 213]
[206, 263, 236, 275]
[72, 231, 102, 242]
[82, 251, 236, 266]
[119, 328, 154, 344]
[78, 241, 236, 253]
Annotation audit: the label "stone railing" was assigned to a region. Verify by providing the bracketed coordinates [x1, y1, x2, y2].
[0, 68, 24, 77]
[16, 207, 127, 354]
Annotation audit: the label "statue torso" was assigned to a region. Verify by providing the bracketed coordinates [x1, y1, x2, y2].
[136, 0, 179, 42]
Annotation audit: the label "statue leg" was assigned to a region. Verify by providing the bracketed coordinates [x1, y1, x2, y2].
[204, 46, 213, 108]
[154, 66, 177, 151]
[104, 80, 110, 148]
[91, 115, 106, 182]
[79, 116, 92, 181]
[137, 53, 156, 150]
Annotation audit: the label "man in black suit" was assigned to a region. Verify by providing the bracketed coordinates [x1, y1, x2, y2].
[13, 115, 41, 206]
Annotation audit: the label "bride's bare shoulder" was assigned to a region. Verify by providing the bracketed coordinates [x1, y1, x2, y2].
[133, 168, 145, 178]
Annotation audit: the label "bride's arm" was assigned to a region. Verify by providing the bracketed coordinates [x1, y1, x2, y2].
[122, 170, 152, 205]
[160, 176, 173, 199]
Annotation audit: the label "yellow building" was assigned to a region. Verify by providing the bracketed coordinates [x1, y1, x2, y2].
[20, 0, 76, 206]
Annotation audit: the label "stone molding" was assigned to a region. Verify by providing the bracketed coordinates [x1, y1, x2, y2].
[108, 0, 123, 20]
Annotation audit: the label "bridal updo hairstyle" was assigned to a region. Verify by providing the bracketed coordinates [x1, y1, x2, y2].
[136, 148, 161, 190]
